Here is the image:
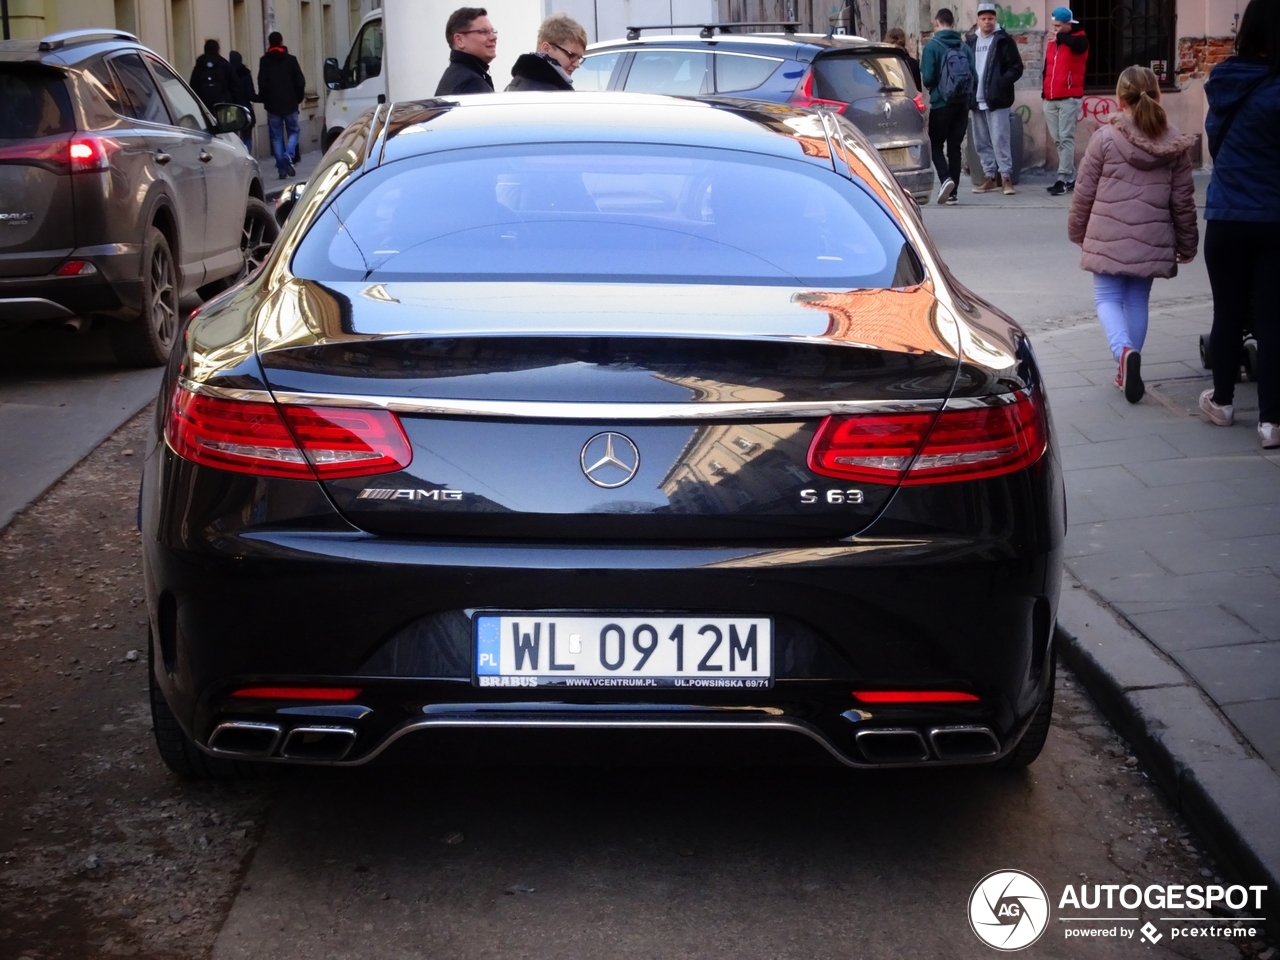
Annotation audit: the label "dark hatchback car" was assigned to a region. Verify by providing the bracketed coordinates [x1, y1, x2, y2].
[0, 29, 270, 365]
[141, 93, 1063, 777]
[576, 30, 933, 201]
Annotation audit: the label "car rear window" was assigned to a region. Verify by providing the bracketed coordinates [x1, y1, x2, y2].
[715, 53, 782, 93]
[290, 144, 922, 288]
[813, 53, 915, 102]
[0, 67, 74, 140]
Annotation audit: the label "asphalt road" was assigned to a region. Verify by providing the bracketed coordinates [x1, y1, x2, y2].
[0, 323, 162, 530]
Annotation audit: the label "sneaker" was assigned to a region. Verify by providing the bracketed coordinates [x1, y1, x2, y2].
[1002, 175, 1016, 195]
[1260, 422, 1280, 449]
[1066, 180, 1076, 192]
[1120, 347, 1143, 403]
[972, 176, 998, 193]
[1047, 180, 1066, 196]
[285, 161, 297, 178]
[945, 193, 958, 204]
[1198, 388, 1234, 426]
[936, 178, 956, 204]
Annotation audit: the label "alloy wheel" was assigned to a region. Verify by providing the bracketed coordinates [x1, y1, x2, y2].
[149, 244, 177, 349]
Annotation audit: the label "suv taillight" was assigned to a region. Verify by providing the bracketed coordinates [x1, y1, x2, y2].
[788, 68, 847, 111]
[0, 135, 117, 173]
[164, 386, 412, 480]
[808, 391, 1047, 486]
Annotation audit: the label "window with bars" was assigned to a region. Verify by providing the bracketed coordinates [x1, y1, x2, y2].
[1076, 0, 1178, 90]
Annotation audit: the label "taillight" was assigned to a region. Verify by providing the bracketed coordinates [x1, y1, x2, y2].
[54, 260, 97, 276]
[0, 135, 116, 173]
[853, 690, 980, 703]
[232, 686, 362, 700]
[788, 68, 847, 111]
[913, 92, 927, 113]
[164, 386, 412, 480]
[808, 391, 1047, 486]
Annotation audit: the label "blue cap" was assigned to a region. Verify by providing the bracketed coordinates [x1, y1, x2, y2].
[1051, 6, 1076, 23]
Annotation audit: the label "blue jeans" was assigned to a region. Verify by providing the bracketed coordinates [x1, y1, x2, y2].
[1093, 273, 1154, 361]
[267, 111, 299, 174]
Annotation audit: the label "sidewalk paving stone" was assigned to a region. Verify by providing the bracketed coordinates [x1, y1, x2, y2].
[1222, 701, 1280, 772]
[1173, 643, 1280, 705]
[1126, 604, 1266, 652]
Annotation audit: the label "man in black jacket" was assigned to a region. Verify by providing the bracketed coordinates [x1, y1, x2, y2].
[227, 51, 257, 149]
[258, 31, 306, 178]
[435, 7, 497, 95]
[189, 39, 237, 112]
[966, 2, 1024, 194]
[506, 14, 586, 91]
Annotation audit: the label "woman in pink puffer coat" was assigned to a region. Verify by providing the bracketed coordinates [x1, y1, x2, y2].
[1068, 65, 1199, 403]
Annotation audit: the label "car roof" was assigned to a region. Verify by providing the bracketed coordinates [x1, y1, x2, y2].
[586, 32, 905, 60]
[0, 32, 146, 68]
[377, 92, 852, 171]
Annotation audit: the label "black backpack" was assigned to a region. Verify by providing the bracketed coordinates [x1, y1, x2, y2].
[938, 45, 974, 105]
[191, 57, 229, 107]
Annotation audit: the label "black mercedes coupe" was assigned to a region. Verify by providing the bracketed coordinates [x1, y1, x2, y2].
[140, 93, 1064, 776]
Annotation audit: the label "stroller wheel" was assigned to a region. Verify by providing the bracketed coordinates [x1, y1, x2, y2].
[1244, 339, 1259, 382]
[1199, 334, 1213, 370]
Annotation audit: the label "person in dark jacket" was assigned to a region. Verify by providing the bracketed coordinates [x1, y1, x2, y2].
[1198, 0, 1280, 449]
[435, 7, 497, 95]
[920, 8, 977, 204]
[258, 32, 306, 178]
[886, 28, 922, 92]
[189, 39, 237, 112]
[966, 3, 1023, 194]
[1042, 7, 1088, 194]
[506, 14, 587, 91]
[227, 50, 257, 150]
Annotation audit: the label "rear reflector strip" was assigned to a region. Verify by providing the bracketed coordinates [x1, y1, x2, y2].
[808, 390, 1047, 485]
[853, 691, 980, 703]
[165, 385, 412, 480]
[232, 686, 363, 700]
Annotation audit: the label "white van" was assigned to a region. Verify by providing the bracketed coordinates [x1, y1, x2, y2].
[322, 0, 717, 151]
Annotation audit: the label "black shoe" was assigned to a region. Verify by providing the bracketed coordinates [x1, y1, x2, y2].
[1121, 347, 1144, 403]
[1047, 180, 1066, 196]
[285, 161, 296, 178]
[1065, 180, 1076, 192]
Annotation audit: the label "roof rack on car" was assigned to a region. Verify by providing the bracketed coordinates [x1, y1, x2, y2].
[625, 21, 800, 41]
[38, 28, 139, 51]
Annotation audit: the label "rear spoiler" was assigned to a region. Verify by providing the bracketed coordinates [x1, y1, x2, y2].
[625, 21, 800, 40]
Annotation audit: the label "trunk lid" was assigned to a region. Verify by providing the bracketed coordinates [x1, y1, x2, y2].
[256, 279, 959, 540]
[0, 66, 77, 276]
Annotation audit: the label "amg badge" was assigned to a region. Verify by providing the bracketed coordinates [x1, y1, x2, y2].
[356, 488, 463, 501]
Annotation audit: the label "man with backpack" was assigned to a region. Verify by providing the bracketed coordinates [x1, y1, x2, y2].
[921, 8, 977, 204]
[189, 39, 237, 113]
[1042, 7, 1089, 195]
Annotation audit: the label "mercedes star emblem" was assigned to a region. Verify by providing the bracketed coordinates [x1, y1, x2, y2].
[580, 432, 641, 488]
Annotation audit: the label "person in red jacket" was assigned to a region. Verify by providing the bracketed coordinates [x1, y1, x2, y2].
[1042, 6, 1089, 195]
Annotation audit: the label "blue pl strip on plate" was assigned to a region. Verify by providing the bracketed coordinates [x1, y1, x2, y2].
[475, 616, 501, 675]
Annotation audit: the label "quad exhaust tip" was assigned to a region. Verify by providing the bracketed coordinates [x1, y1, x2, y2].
[929, 725, 1000, 760]
[208, 721, 282, 758]
[854, 727, 930, 764]
[280, 725, 358, 762]
[853, 725, 1000, 763]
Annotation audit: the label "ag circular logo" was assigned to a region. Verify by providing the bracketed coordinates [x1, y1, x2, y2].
[968, 869, 1050, 951]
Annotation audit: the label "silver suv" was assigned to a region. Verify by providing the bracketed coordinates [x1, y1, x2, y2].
[0, 29, 274, 365]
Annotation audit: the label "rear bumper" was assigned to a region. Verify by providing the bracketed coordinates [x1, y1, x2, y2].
[892, 166, 935, 201]
[141, 440, 1065, 769]
[0, 243, 143, 323]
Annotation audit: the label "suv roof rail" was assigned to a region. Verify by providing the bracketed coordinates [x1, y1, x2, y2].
[625, 21, 800, 41]
[38, 28, 140, 51]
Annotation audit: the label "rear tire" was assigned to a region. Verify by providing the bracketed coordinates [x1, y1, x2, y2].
[148, 634, 272, 780]
[321, 125, 343, 153]
[994, 657, 1055, 771]
[112, 226, 179, 367]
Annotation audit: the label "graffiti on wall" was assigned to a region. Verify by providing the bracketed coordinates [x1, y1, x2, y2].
[995, 5, 1037, 30]
[1080, 96, 1119, 121]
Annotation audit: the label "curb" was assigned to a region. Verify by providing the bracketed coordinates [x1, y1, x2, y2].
[1055, 575, 1280, 941]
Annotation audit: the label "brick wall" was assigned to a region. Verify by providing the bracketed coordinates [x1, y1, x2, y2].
[1178, 36, 1235, 84]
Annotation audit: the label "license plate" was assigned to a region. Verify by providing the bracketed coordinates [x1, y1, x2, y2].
[474, 614, 773, 689]
[878, 147, 911, 168]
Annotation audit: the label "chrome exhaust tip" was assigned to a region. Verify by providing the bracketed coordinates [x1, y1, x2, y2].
[854, 727, 930, 764]
[929, 725, 1000, 760]
[279, 725, 357, 762]
[208, 721, 282, 758]
[63, 316, 88, 334]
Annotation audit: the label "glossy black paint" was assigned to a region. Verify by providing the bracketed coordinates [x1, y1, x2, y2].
[141, 95, 1064, 768]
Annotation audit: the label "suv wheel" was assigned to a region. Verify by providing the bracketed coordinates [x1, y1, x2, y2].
[237, 198, 280, 281]
[112, 226, 178, 367]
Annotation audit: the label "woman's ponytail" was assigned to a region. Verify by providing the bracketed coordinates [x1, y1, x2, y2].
[1116, 65, 1168, 139]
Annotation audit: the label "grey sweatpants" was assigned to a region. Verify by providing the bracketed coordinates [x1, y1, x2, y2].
[970, 106, 1013, 178]
[1043, 97, 1082, 181]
